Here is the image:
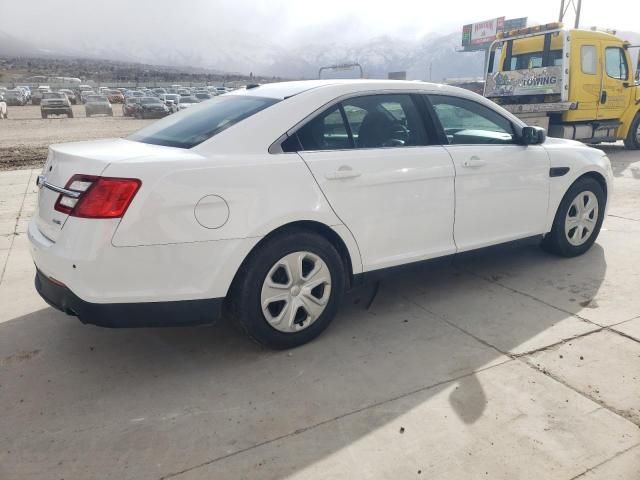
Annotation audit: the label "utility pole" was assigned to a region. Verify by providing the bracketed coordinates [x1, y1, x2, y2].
[558, 0, 582, 28]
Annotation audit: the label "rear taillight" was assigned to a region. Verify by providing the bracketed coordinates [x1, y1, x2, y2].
[54, 175, 141, 219]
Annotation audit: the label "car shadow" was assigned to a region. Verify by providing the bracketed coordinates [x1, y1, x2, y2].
[0, 238, 607, 479]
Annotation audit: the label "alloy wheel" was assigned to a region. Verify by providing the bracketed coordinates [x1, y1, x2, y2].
[260, 251, 332, 333]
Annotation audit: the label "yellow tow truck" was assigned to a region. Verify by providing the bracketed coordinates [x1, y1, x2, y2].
[484, 22, 640, 149]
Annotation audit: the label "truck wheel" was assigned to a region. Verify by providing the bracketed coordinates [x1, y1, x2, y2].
[623, 113, 640, 150]
[540, 176, 606, 257]
[41, 112, 47, 119]
[86, 113, 91, 118]
[67, 110, 74, 118]
[229, 229, 345, 349]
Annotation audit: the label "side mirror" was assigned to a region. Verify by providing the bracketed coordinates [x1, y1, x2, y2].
[520, 126, 546, 145]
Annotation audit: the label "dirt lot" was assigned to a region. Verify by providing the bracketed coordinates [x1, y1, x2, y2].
[0, 104, 153, 170]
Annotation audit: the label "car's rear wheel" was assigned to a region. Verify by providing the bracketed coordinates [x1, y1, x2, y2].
[541, 177, 606, 257]
[624, 113, 640, 150]
[67, 109, 73, 118]
[41, 112, 47, 119]
[230, 229, 345, 349]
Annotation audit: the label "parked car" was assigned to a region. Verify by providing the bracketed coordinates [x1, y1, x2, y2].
[58, 89, 78, 105]
[31, 86, 51, 105]
[80, 90, 96, 104]
[0, 94, 7, 119]
[160, 93, 180, 113]
[84, 95, 113, 117]
[194, 92, 212, 101]
[28, 80, 613, 349]
[106, 90, 125, 103]
[177, 95, 199, 110]
[132, 97, 170, 119]
[4, 89, 27, 106]
[40, 92, 73, 118]
[122, 97, 141, 117]
[16, 86, 31, 102]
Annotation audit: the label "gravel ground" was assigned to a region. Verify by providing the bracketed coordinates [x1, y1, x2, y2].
[0, 104, 153, 170]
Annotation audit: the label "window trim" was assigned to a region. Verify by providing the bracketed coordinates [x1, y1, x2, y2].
[269, 89, 440, 154]
[424, 93, 521, 146]
[604, 46, 629, 81]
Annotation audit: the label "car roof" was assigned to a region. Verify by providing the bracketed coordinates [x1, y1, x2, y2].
[229, 79, 462, 100]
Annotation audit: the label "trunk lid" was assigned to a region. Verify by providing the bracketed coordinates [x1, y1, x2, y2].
[35, 138, 171, 242]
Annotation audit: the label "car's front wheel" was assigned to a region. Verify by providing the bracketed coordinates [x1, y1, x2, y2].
[230, 229, 345, 349]
[541, 176, 606, 257]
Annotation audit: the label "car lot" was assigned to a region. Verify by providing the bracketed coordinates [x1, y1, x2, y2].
[0, 135, 639, 479]
[0, 105, 152, 170]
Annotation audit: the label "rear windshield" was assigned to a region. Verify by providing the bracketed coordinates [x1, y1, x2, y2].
[128, 95, 279, 149]
[43, 92, 65, 99]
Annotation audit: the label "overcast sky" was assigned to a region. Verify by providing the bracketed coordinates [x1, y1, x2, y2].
[3, 0, 637, 47]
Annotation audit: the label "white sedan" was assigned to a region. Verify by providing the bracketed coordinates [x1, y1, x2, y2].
[29, 80, 612, 348]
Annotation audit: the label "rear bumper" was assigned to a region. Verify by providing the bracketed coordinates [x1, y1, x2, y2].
[35, 269, 223, 328]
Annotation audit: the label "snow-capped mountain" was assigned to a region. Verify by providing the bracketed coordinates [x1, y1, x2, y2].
[0, 28, 486, 80]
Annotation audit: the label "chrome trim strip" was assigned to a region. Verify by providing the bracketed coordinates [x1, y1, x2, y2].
[41, 181, 81, 198]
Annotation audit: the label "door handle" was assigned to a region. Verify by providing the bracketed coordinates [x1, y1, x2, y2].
[462, 156, 486, 168]
[325, 167, 361, 180]
[600, 90, 607, 104]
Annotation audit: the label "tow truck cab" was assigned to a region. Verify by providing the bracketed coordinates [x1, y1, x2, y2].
[485, 23, 640, 147]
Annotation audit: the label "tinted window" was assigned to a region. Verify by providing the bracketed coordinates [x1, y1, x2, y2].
[287, 94, 428, 152]
[581, 45, 597, 74]
[296, 106, 351, 151]
[128, 95, 279, 149]
[342, 94, 428, 148]
[428, 95, 514, 145]
[605, 47, 628, 80]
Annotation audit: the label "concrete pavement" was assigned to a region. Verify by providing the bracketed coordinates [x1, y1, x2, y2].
[0, 147, 639, 479]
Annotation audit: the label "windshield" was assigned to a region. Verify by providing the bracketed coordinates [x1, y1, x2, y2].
[180, 97, 199, 103]
[128, 95, 279, 149]
[164, 94, 179, 100]
[43, 92, 65, 99]
[140, 97, 162, 104]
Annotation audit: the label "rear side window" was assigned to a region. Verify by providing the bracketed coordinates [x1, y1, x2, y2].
[284, 94, 428, 152]
[581, 45, 597, 74]
[342, 94, 428, 148]
[128, 95, 279, 149]
[605, 47, 628, 80]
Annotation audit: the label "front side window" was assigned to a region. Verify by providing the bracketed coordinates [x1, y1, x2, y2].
[605, 47, 628, 80]
[129, 95, 278, 149]
[428, 95, 514, 145]
[581, 45, 597, 74]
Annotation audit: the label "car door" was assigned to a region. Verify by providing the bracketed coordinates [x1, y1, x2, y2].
[289, 93, 456, 271]
[597, 43, 633, 121]
[426, 94, 550, 252]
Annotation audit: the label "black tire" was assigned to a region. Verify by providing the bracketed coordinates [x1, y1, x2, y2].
[540, 176, 606, 257]
[41, 112, 47, 119]
[67, 110, 74, 118]
[86, 112, 91, 118]
[624, 112, 640, 150]
[229, 229, 346, 349]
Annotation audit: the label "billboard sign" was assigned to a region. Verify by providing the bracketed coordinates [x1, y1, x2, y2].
[462, 17, 527, 51]
[485, 65, 562, 97]
[467, 17, 505, 47]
